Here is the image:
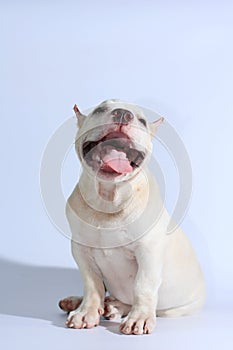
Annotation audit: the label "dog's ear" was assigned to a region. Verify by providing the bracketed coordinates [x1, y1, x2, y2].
[73, 104, 86, 128]
[150, 117, 164, 136]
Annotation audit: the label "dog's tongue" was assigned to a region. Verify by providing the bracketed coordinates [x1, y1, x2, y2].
[102, 149, 132, 174]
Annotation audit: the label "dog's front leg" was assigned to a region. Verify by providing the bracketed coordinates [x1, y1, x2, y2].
[120, 237, 165, 335]
[66, 242, 105, 329]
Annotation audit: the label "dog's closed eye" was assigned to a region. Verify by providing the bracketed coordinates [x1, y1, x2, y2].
[138, 118, 147, 127]
[92, 106, 109, 115]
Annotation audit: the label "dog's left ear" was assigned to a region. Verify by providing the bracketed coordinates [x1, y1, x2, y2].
[73, 104, 86, 128]
[150, 117, 164, 136]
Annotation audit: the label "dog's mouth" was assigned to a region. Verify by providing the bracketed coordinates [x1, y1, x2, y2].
[82, 131, 145, 177]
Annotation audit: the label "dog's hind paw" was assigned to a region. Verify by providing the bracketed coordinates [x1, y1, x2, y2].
[58, 296, 83, 312]
[103, 296, 131, 320]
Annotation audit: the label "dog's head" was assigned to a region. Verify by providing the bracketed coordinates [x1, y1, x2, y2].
[74, 99, 163, 182]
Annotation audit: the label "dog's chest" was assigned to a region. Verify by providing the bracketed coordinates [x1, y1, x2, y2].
[93, 246, 137, 304]
[97, 246, 135, 259]
[94, 246, 136, 269]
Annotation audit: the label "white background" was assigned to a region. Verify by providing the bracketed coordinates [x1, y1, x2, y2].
[0, 0, 233, 349]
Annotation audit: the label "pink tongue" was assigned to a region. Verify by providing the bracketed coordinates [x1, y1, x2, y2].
[103, 149, 132, 174]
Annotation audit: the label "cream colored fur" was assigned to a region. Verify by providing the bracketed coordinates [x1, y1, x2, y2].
[61, 100, 205, 335]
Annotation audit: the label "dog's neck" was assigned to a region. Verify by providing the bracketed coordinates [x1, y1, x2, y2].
[78, 171, 147, 213]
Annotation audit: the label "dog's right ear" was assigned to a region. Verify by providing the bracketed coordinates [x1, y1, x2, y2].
[73, 104, 86, 128]
[150, 117, 164, 136]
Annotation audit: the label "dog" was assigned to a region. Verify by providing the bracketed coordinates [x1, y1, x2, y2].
[59, 99, 205, 335]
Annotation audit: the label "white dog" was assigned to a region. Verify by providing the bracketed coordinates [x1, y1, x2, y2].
[59, 99, 205, 335]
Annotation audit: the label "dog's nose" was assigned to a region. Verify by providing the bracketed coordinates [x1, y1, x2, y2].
[111, 109, 134, 124]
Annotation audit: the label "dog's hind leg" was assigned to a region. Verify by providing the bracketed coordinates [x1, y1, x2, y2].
[156, 294, 205, 317]
[103, 296, 131, 319]
[59, 296, 83, 312]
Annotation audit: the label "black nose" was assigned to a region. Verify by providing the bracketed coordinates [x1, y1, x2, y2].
[111, 109, 134, 124]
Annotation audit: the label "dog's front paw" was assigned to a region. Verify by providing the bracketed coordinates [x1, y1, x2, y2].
[119, 310, 156, 335]
[66, 306, 103, 329]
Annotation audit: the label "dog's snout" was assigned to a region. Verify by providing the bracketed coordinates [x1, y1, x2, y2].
[111, 109, 134, 124]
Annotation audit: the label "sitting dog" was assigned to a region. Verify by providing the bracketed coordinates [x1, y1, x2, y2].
[59, 99, 205, 335]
